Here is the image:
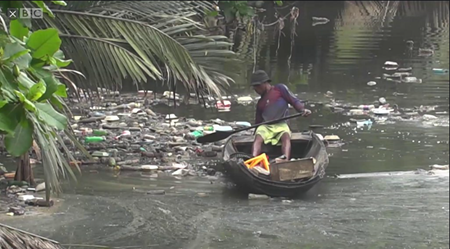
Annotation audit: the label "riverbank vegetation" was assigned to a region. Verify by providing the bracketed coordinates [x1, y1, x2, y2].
[0, 1, 85, 202]
[0, 0, 250, 200]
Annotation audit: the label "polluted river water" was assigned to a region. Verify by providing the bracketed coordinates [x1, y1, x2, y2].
[1, 1, 449, 248]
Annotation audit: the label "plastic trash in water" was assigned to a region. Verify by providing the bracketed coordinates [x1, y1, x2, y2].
[372, 108, 392, 115]
[115, 130, 131, 140]
[165, 114, 177, 120]
[213, 125, 233, 132]
[384, 61, 398, 67]
[358, 105, 375, 111]
[432, 68, 449, 74]
[93, 129, 108, 136]
[80, 127, 93, 135]
[383, 61, 398, 71]
[235, 121, 251, 127]
[137, 90, 153, 97]
[90, 111, 106, 117]
[85, 136, 106, 143]
[203, 125, 215, 135]
[216, 100, 231, 110]
[92, 151, 109, 157]
[356, 119, 373, 130]
[105, 115, 120, 122]
[402, 76, 422, 83]
[189, 130, 203, 138]
[237, 96, 253, 105]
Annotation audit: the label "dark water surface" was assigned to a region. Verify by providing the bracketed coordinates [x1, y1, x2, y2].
[1, 1, 449, 248]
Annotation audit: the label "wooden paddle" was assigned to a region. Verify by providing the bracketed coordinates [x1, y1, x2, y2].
[196, 112, 306, 144]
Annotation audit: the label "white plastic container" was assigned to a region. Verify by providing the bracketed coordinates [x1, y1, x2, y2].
[235, 121, 251, 127]
[105, 115, 120, 122]
[213, 125, 233, 132]
[372, 108, 392, 115]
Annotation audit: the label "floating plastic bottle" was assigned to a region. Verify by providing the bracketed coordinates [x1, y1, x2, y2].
[432, 68, 449, 74]
[93, 129, 108, 136]
[85, 136, 106, 143]
[92, 151, 109, 157]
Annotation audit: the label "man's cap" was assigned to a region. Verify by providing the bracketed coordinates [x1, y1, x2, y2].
[251, 70, 271, 86]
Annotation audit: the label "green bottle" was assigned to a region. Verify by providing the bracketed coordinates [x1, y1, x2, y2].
[93, 129, 108, 136]
[85, 136, 106, 143]
[190, 130, 203, 138]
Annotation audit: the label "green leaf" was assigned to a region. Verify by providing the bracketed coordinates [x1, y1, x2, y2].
[52, 51, 73, 68]
[0, 100, 7, 109]
[24, 99, 36, 112]
[37, 74, 60, 101]
[32, 1, 54, 18]
[0, 107, 18, 134]
[17, 72, 35, 89]
[274, 1, 283, 6]
[207, 10, 219, 17]
[26, 28, 61, 59]
[54, 58, 72, 67]
[2, 43, 32, 69]
[18, 19, 32, 30]
[53, 50, 65, 59]
[54, 84, 67, 97]
[14, 90, 36, 112]
[35, 102, 67, 130]
[5, 117, 33, 157]
[50, 95, 63, 110]
[48, 56, 57, 65]
[30, 58, 46, 69]
[27, 79, 46, 101]
[0, 69, 18, 101]
[51, 0, 66, 6]
[10, 20, 29, 42]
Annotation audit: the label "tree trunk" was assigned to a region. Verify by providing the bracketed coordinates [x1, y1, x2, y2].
[14, 151, 35, 186]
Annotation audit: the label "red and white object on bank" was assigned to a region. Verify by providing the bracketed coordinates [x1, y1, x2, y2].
[216, 100, 231, 110]
[115, 130, 131, 140]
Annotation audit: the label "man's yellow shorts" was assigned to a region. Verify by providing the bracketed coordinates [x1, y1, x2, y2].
[255, 123, 291, 146]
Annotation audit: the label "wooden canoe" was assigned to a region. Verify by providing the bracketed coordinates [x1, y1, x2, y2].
[221, 131, 329, 197]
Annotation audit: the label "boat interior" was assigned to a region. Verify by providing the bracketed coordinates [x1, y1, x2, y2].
[230, 133, 314, 159]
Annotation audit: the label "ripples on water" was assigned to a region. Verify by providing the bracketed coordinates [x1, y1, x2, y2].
[1, 1, 449, 248]
[1, 172, 448, 249]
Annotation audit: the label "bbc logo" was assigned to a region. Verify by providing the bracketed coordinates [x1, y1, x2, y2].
[7, 8, 43, 19]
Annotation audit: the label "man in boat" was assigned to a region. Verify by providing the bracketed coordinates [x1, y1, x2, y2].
[250, 70, 311, 161]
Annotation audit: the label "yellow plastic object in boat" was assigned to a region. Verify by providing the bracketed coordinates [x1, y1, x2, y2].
[244, 153, 270, 172]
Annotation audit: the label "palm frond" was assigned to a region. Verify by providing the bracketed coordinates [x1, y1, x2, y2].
[49, 1, 119, 11]
[0, 223, 64, 249]
[31, 4, 239, 96]
[99, 1, 217, 22]
[59, 35, 158, 91]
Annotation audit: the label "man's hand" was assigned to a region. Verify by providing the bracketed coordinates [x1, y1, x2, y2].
[301, 109, 312, 117]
